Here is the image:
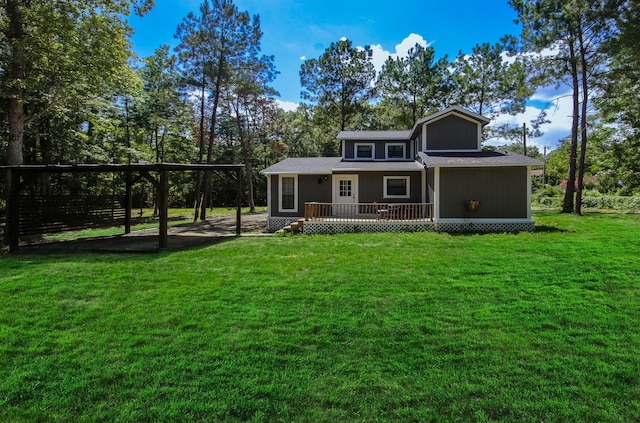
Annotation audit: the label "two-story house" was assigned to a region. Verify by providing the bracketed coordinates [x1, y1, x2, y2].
[261, 106, 542, 234]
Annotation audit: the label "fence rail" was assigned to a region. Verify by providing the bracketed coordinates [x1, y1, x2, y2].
[305, 202, 433, 222]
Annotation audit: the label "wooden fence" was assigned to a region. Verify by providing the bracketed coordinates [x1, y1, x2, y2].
[17, 195, 126, 236]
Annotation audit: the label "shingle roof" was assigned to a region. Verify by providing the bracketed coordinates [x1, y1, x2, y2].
[260, 157, 424, 174]
[337, 130, 412, 141]
[260, 157, 341, 174]
[333, 160, 424, 171]
[418, 151, 543, 167]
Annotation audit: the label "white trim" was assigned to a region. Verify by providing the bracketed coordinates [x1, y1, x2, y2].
[435, 218, 535, 223]
[332, 174, 359, 204]
[341, 140, 345, 158]
[278, 174, 298, 213]
[422, 125, 427, 152]
[383, 176, 411, 199]
[426, 163, 538, 168]
[385, 143, 406, 160]
[262, 170, 332, 175]
[414, 107, 490, 130]
[354, 143, 375, 160]
[266, 175, 272, 217]
[527, 166, 532, 220]
[434, 167, 440, 221]
[333, 166, 422, 172]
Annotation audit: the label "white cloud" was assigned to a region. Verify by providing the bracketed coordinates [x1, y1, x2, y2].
[487, 90, 574, 150]
[368, 33, 430, 73]
[299, 55, 306, 61]
[276, 99, 298, 112]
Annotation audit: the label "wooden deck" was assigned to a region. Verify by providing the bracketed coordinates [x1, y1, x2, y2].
[304, 202, 434, 223]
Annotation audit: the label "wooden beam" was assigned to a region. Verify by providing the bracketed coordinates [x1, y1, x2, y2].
[158, 170, 169, 249]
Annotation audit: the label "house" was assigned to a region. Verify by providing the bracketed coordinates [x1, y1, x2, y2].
[260, 106, 543, 234]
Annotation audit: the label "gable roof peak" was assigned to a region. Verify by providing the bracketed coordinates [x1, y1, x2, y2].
[409, 105, 490, 140]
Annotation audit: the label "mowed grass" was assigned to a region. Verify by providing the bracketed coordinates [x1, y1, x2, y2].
[0, 211, 639, 422]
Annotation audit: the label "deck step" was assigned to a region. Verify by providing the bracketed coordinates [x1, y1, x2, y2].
[282, 219, 305, 235]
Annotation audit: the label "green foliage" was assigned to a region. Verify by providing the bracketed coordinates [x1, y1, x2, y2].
[300, 38, 376, 131]
[1, 212, 639, 421]
[376, 43, 451, 128]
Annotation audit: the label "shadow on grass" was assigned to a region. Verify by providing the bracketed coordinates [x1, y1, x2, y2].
[9, 233, 244, 255]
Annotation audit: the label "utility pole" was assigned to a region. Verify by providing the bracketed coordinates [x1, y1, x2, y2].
[543, 146, 548, 185]
[522, 123, 527, 156]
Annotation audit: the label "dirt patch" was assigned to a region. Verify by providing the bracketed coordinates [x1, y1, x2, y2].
[13, 212, 269, 253]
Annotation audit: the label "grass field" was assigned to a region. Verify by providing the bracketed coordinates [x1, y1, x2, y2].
[1, 211, 639, 422]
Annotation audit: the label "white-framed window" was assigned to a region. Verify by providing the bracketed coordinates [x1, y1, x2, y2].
[355, 143, 375, 160]
[383, 176, 410, 199]
[279, 175, 298, 212]
[386, 143, 406, 159]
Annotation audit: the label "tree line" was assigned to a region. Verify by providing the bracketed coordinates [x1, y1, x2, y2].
[1, 0, 639, 217]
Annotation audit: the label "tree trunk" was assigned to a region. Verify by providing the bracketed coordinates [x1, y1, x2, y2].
[198, 57, 225, 221]
[193, 67, 207, 221]
[562, 34, 580, 214]
[5, 0, 26, 167]
[575, 20, 589, 216]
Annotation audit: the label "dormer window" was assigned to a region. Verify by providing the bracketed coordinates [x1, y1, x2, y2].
[386, 143, 405, 159]
[355, 143, 374, 160]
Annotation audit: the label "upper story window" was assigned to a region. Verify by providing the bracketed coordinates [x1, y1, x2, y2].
[355, 143, 374, 160]
[386, 143, 405, 159]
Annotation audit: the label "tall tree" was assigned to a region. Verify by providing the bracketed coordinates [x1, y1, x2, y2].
[596, 0, 640, 195]
[175, 0, 263, 220]
[510, 0, 616, 214]
[0, 0, 154, 166]
[376, 44, 451, 129]
[300, 38, 375, 135]
[223, 53, 278, 212]
[452, 41, 534, 141]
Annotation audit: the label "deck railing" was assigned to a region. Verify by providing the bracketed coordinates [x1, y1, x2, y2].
[305, 202, 433, 222]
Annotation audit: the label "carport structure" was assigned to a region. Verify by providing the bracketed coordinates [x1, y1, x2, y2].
[2, 163, 243, 252]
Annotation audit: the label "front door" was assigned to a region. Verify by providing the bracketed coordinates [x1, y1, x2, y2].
[332, 175, 358, 216]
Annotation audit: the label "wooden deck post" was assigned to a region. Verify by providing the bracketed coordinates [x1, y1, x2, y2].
[158, 170, 169, 249]
[235, 168, 242, 236]
[6, 169, 20, 251]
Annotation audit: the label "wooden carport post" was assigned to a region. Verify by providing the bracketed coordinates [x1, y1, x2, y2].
[5, 168, 20, 252]
[158, 169, 169, 249]
[236, 168, 242, 236]
[124, 171, 132, 234]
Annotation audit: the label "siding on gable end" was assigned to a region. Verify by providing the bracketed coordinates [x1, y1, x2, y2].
[426, 115, 479, 151]
[439, 167, 528, 218]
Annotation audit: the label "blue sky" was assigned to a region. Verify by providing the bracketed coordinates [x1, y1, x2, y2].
[129, 0, 569, 149]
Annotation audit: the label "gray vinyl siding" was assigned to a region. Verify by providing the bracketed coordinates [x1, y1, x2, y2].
[439, 167, 528, 218]
[342, 140, 411, 160]
[427, 168, 435, 203]
[426, 115, 478, 151]
[270, 174, 332, 217]
[342, 171, 423, 203]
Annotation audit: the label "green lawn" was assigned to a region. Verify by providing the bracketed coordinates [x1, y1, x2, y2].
[1, 211, 639, 422]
